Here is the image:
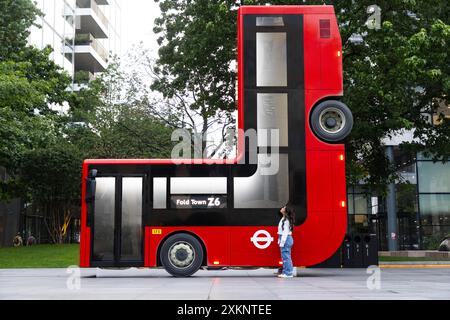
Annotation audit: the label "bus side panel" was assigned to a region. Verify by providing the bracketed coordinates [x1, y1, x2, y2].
[304, 14, 322, 90]
[80, 162, 90, 268]
[303, 11, 344, 152]
[292, 210, 334, 266]
[144, 227, 231, 267]
[306, 151, 333, 211]
[331, 149, 348, 255]
[295, 148, 347, 266]
[230, 227, 280, 267]
[304, 13, 342, 91]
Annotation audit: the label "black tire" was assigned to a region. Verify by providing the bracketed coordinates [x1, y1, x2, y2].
[160, 233, 204, 277]
[310, 100, 353, 143]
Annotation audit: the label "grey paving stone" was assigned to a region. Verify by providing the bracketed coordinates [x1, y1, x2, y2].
[0, 267, 449, 300]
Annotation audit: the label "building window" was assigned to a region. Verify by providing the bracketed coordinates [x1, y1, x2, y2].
[419, 194, 450, 226]
[417, 155, 450, 250]
[418, 161, 450, 193]
[421, 225, 450, 250]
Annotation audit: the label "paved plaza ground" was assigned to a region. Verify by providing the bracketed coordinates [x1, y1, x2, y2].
[1, 267, 449, 300]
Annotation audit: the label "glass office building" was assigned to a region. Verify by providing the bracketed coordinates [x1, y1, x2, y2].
[348, 103, 450, 251]
[417, 155, 450, 249]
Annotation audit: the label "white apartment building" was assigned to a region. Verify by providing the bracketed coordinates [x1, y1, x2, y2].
[28, 0, 122, 90]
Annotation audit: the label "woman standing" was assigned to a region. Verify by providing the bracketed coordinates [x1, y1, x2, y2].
[277, 204, 295, 278]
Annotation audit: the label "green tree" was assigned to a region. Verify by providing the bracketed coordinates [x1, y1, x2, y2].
[0, 51, 72, 199]
[0, 0, 76, 244]
[19, 144, 82, 243]
[66, 58, 175, 160]
[0, 0, 72, 199]
[0, 0, 42, 61]
[153, 0, 449, 192]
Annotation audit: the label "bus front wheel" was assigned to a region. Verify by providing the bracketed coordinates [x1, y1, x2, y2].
[310, 100, 353, 143]
[160, 233, 204, 277]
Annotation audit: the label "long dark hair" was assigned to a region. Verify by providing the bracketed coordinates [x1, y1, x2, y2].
[283, 203, 296, 232]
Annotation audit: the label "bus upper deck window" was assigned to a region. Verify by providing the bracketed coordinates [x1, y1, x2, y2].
[256, 32, 287, 87]
[256, 16, 284, 27]
[257, 93, 288, 147]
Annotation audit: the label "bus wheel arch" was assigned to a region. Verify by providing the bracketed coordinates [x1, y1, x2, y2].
[157, 231, 207, 276]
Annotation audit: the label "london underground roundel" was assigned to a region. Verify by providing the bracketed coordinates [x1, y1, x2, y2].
[250, 230, 274, 249]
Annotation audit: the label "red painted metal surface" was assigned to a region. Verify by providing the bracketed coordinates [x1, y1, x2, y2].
[80, 5, 348, 269]
[79, 162, 90, 267]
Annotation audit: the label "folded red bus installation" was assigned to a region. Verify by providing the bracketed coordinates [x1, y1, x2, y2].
[80, 5, 353, 276]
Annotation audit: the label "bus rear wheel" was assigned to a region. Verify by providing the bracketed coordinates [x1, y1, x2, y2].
[310, 100, 353, 143]
[160, 233, 204, 277]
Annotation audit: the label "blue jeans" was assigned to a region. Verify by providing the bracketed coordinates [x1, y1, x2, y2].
[280, 235, 294, 276]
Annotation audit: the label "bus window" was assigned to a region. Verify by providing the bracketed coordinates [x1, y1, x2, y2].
[234, 154, 289, 208]
[256, 16, 284, 27]
[93, 177, 115, 261]
[256, 32, 287, 87]
[121, 177, 143, 261]
[257, 93, 289, 147]
[170, 177, 227, 194]
[153, 177, 167, 209]
[170, 177, 228, 209]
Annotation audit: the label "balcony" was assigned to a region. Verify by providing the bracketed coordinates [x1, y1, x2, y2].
[73, 0, 109, 38]
[72, 70, 95, 91]
[72, 33, 108, 73]
[75, 70, 95, 84]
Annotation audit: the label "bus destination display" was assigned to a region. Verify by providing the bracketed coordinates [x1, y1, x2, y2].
[171, 195, 227, 209]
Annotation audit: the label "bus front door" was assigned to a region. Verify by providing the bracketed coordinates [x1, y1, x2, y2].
[91, 176, 144, 267]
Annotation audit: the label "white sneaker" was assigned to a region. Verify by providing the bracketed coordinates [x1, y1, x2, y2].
[278, 274, 294, 278]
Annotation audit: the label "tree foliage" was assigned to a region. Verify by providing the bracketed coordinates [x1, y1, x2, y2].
[19, 144, 81, 243]
[153, 1, 238, 155]
[67, 58, 175, 160]
[0, 0, 42, 61]
[0, 1, 71, 200]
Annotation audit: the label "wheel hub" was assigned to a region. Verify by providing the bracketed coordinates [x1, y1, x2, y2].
[176, 249, 188, 261]
[325, 117, 337, 128]
[169, 242, 195, 268]
[319, 107, 346, 134]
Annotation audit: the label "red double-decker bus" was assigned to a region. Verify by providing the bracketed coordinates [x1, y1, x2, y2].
[80, 5, 353, 276]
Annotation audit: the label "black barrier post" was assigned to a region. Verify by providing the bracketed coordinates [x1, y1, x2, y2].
[352, 234, 364, 268]
[363, 234, 379, 266]
[342, 234, 353, 267]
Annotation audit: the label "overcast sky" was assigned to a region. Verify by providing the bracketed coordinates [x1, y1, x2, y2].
[120, 0, 161, 58]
